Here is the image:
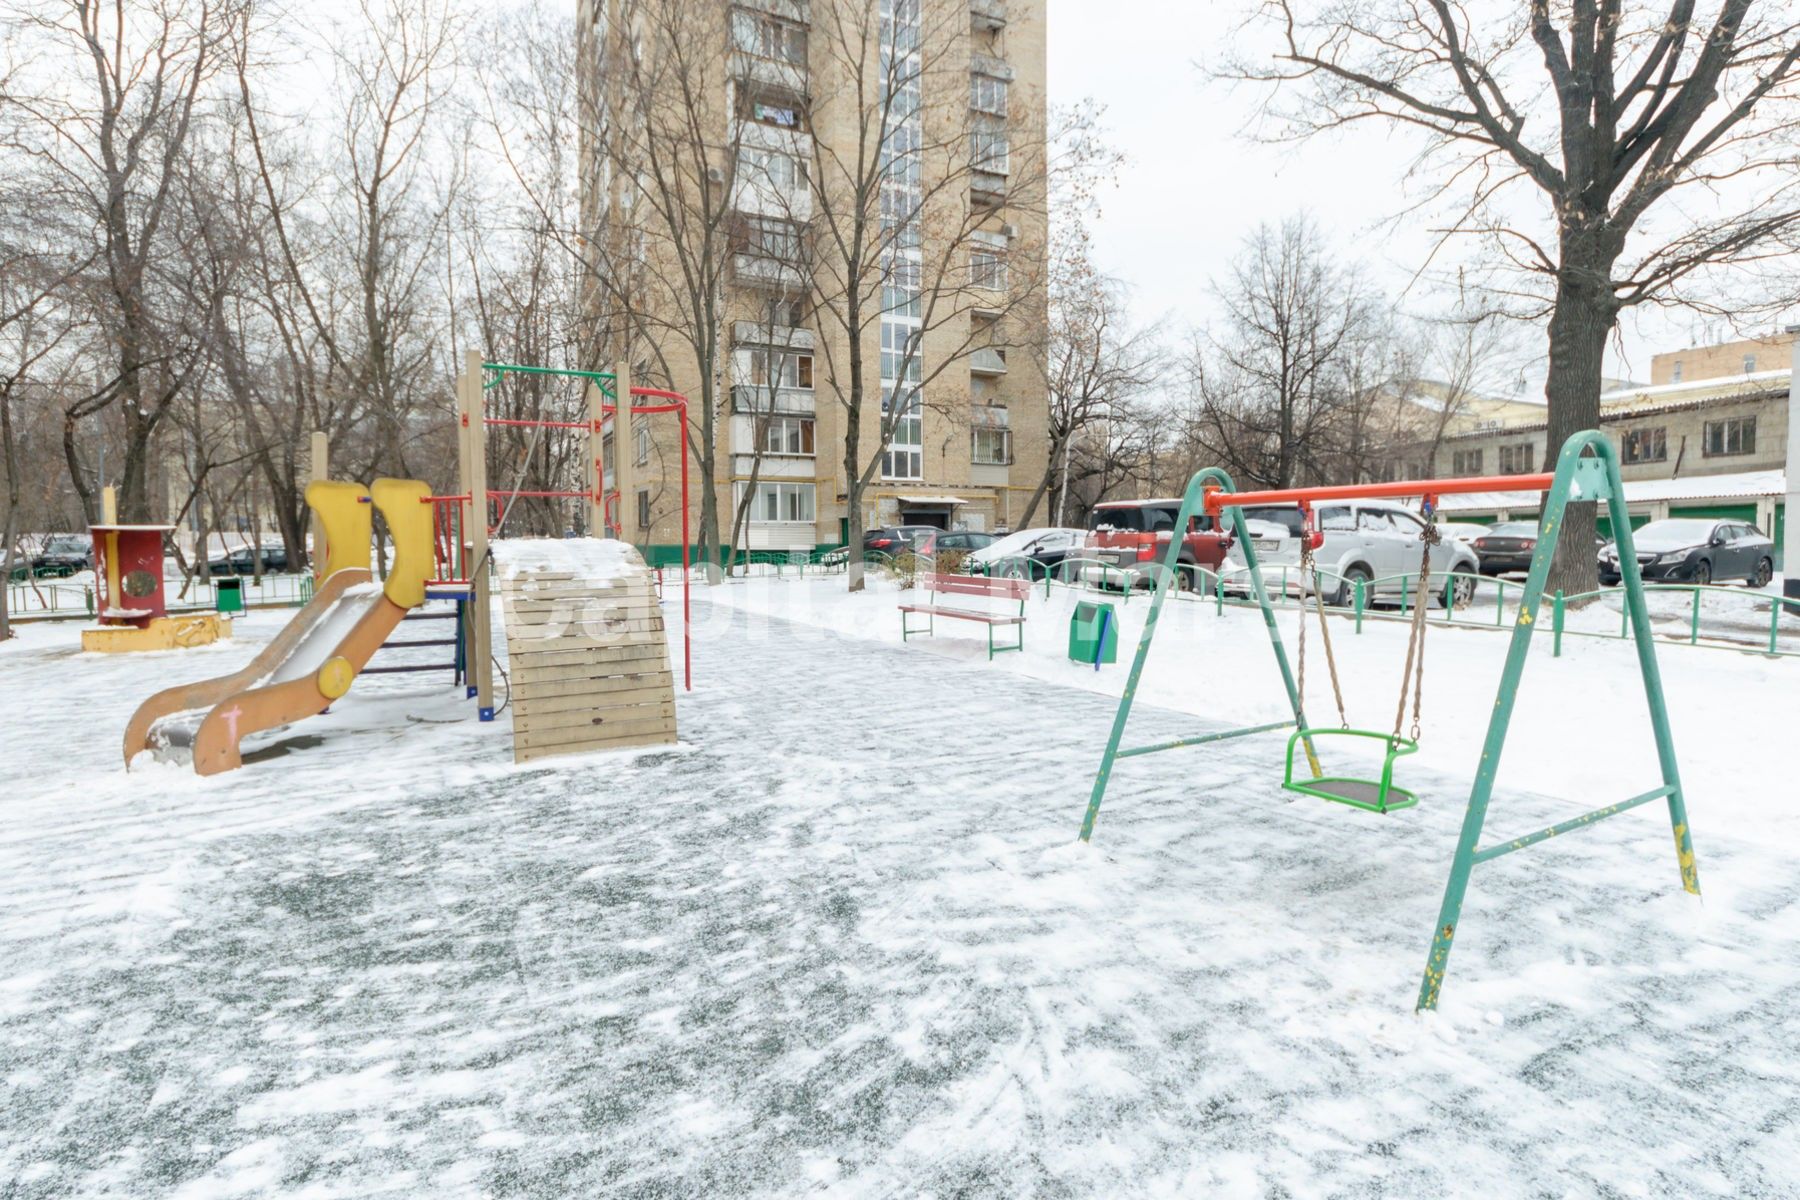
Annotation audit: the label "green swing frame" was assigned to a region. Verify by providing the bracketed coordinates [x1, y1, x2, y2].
[1075, 430, 1700, 1010]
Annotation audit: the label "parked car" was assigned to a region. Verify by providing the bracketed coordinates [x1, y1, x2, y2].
[1467, 521, 1542, 575]
[911, 529, 997, 557]
[30, 534, 93, 578]
[861, 525, 936, 557]
[1081, 499, 1233, 591]
[1435, 521, 1493, 545]
[968, 527, 1088, 578]
[1222, 500, 1480, 607]
[205, 546, 290, 576]
[1598, 518, 1775, 587]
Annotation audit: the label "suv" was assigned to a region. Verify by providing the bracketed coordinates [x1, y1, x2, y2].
[1082, 499, 1233, 590]
[30, 534, 93, 578]
[1223, 500, 1479, 606]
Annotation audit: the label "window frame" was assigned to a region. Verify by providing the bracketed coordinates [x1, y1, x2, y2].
[1451, 448, 1484, 476]
[1622, 427, 1667, 465]
[1702, 415, 1756, 458]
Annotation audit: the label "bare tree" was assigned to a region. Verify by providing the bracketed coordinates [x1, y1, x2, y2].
[1237, 0, 1800, 591]
[1182, 216, 1383, 489]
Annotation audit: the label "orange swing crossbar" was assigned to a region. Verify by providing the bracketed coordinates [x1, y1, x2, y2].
[1202, 472, 1557, 516]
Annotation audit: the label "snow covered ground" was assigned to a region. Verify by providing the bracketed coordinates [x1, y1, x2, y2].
[2, 574, 1797, 1197]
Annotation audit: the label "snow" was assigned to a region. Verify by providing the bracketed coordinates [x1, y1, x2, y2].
[489, 537, 645, 584]
[1, 575, 1798, 1196]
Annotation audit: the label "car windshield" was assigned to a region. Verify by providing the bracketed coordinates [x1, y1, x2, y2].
[47, 537, 86, 553]
[1238, 506, 1305, 537]
[1485, 523, 1538, 537]
[1636, 519, 1717, 543]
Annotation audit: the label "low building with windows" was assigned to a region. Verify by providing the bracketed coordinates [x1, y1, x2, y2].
[1423, 333, 1794, 558]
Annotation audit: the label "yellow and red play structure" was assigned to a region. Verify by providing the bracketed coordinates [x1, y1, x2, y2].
[82, 516, 230, 653]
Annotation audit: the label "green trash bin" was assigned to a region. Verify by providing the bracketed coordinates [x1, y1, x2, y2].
[1069, 600, 1118, 666]
[215, 576, 244, 614]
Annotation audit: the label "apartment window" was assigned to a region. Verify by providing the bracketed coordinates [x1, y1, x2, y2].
[736, 144, 808, 189]
[1704, 416, 1756, 457]
[971, 117, 1009, 174]
[882, 389, 923, 480]
[1743, 353, 1757, 374]
[636, 488, 651, 529]
[1497, 443, 1535, 474]
[751, 482, 815, 523]
[764, 298, 805, 328]
[880, 321, 922, 384]
[735, 215, 802, 260]
[634, 419, 650, 466]
[1671, 360, 1684, 383]
[732, 11, 807, 65]
[1622, 427, 1666, 464]
[970, 73, 1008, 117]
[748, 347, 813, 390]
[760, 415, 815, 456]
[971, 406, 1011, 464]
[970, 248, 1008, 291]
[1452, 448, 1484, 475]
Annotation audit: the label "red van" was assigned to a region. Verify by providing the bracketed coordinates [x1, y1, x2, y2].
[1082, 499, 1234, 590]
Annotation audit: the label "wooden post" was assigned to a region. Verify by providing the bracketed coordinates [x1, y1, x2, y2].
[460, 350, 495, 720]
[308, 431, 328, 579]
[612, 360, 635, 541]
[586, 379, 608, 538]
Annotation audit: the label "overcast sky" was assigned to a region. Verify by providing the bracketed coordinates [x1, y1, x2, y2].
[1042, 0, 1788, 391]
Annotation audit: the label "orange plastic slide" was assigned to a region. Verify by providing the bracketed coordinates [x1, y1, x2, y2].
[122, 477, 436, 775]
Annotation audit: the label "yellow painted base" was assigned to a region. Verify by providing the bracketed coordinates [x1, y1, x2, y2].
[83, 614, 232, 653]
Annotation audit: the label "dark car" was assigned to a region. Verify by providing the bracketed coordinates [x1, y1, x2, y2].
[1469, 521, 1542, 575]
[30, 534, 93, 578]
[1599, 518, 1775, 587]
[206, 546, 291, 576]
[1083, 499, 1233, 590]
[911, 529, 997, 557]
[861, 525, 936, 557]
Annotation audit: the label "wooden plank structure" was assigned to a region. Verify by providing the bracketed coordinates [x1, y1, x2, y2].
[497, 544, 676, 763]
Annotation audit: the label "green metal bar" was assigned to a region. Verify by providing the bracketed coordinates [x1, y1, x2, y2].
[1116, 719, 1297, 759]
[1472, 785, 1678, 863]
[1417, 430, 1698, 1012]
[1690, 588, 1701, 645]
[1078, 468, 1315, 842]
[1553, 589, 1565, 657]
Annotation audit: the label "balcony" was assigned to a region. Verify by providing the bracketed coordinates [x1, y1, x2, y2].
[732, 51, 807, 95]
[732, 252, 808, 291]
[970, 346, 1007, 376]
[970, 0, 1005, 33]
[733, 320, 815, 350]
[970, 170, 1006, 208]
[731, 384, 815, 415]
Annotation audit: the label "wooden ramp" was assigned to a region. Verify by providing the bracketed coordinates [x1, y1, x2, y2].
[497, 544, 677, 763]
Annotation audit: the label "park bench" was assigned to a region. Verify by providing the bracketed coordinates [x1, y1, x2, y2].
[898, 572, 1030, 660]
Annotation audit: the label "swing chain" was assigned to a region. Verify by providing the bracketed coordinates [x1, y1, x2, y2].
[1395, 500, 1440, 744]
[1297, 507, 1349, 731]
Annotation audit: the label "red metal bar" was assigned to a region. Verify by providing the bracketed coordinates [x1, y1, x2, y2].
[1203, 472, 1556, 516]
[483, 417, 595, 430]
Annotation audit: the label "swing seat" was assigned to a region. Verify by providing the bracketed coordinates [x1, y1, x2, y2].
[1283, 728, 1421, 814]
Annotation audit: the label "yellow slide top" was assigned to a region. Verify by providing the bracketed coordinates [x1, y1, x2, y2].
[305, 480, 372, 578]
[370, 478, 435, 609]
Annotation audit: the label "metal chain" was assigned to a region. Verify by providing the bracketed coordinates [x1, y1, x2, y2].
[1301, 539, 1350, 729]
[1393, 516, 1440, 742]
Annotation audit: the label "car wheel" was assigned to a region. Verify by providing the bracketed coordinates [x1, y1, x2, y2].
[1442, 572, 1476, 609]
[1332, 564, 1371, 607]
[1693, 559, 1711, 586]
[1174, 563, 1198, 592]
[1752, 557, 1773, 588]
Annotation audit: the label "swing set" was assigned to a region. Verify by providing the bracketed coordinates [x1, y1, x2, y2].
[1077, 430, 1701, 1011]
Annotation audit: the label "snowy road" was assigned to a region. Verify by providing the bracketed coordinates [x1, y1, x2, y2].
[1, 590, 1797, 1197]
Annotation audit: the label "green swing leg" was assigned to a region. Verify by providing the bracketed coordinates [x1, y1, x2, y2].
[1416, 433, 1698, 1011]
[1078, 472, 1315, 842]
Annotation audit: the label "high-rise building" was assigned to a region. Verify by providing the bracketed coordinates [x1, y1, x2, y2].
[578, 0, 1049, 562]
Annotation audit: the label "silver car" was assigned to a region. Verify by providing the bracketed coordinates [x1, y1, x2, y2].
[1223, 500, 1479, 606]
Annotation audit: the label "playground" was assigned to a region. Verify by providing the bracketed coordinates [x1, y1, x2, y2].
[3, 546, 1799, 1196]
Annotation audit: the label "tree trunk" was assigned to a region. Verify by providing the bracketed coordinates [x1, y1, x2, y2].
[844, 337, 867, 593]
[1015, 433, 1062, 531]
[1541, 259, 1616, 599]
